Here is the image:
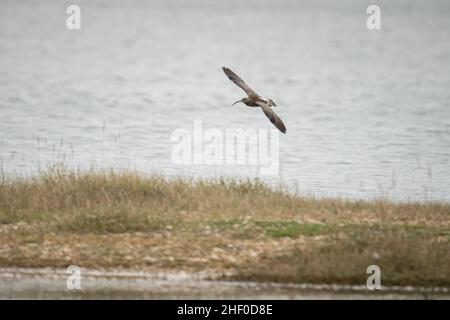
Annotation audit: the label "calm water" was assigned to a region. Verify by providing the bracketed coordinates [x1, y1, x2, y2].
[1, 0, 450, 201]
[2, 268, 448, 299]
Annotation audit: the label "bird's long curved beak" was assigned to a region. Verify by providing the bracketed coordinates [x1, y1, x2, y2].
[232, 100, 241, 106]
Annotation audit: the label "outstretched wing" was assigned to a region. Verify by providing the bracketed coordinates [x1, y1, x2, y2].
[256, 101, 287, 134]
[222, 67, 259, 98]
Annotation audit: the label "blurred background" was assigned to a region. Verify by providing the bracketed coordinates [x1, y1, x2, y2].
[0, 0, 449, 201]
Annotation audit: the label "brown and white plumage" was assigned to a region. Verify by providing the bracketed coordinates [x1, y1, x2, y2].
[257, 101, 287, 134]
[222, 66, 287, 134]
[222, 67, 259, 99]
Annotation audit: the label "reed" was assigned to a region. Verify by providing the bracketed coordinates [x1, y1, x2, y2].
[0, 167, 449, 286]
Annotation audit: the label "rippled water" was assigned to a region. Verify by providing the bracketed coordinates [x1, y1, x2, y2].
[1, 0, 449, 201]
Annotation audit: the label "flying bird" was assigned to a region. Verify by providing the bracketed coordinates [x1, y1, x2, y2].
[222, 66, 286, 134]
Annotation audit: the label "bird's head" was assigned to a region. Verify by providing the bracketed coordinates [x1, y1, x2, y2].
[268, 99, 277, 107]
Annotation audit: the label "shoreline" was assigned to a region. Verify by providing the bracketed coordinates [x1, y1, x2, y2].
[1, 168, 449, 289]
[1, 267, 449, 300]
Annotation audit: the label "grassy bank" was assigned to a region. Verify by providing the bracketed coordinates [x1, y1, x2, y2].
[0, 168, 449, 287]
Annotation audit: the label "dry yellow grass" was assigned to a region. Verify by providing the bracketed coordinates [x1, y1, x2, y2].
[0, 167, 449, 286]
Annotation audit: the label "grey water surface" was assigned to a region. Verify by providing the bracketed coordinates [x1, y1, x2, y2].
[1, 0, 449, 201]
[1, 268, 449, 299]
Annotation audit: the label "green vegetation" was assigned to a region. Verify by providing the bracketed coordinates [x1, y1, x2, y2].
[0, 167, 449, 286]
